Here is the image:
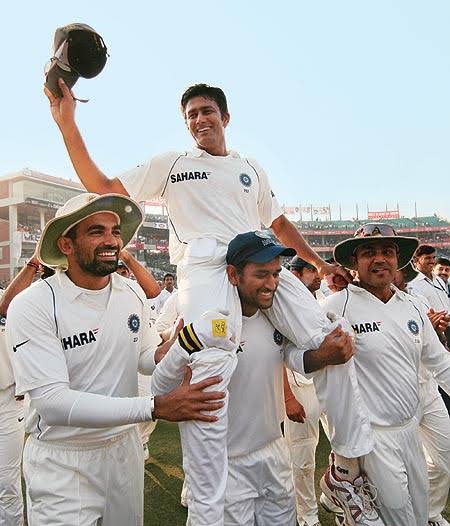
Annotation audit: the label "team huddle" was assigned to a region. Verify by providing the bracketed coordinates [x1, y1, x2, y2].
[1, 75, 450, 526]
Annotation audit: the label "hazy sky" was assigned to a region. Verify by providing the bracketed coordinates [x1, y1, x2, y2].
[2, 1, 450, 220]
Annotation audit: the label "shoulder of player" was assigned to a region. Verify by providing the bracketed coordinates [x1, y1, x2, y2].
[133, 151, 187, 172]
[115, 275, 147, 305]
[241, 157, 267, 177]
[8, 278, 55, 318]
[319, 289, 348, 311]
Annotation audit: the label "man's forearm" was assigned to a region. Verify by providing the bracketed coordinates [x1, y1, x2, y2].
[271, 215, 324, 269]
[60, 124, 126, 195]
[120, 250, 160, 298]
[303, 348, 328, 374]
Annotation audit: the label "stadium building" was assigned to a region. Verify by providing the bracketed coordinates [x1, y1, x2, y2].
[0, 170, 173, 284]
[1, 170, 448, 284]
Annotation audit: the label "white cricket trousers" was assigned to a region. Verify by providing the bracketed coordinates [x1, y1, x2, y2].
[24, 427, 144, 526]
[418, 378, 450, 523]
[0, 386, 24, 526]
[169, 240, 373, 526]
[224, 437, 296, 526]
[284, 378, 329, 526]
[360, 417, 428, 526]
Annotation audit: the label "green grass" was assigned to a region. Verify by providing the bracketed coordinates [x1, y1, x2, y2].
[144, 421, 450, 525]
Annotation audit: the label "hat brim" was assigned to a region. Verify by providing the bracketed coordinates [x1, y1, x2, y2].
[333, 236, 419, 271]
[45, 62, 79, 98]
[402, 262, 419, 283]
[246, 246, 296, 264]
[38, 194, 143, 268]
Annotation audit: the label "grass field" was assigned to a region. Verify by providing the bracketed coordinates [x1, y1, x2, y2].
[144, 421, 450, 526]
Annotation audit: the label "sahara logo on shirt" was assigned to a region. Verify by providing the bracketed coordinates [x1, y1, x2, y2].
[170, 171, 211, 183]
[351, 321, 381, 334]
[62, 328, 99, 350]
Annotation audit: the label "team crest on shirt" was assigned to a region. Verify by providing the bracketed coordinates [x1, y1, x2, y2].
[0, 315, 5, 327]
[407, 319, 419, 335]
[273, 329, 283, 346]
[128, 314, 140, 333]
[239, 173, 252, 188]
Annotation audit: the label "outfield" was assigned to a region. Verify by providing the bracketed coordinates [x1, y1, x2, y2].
[144, 421, 450, 526]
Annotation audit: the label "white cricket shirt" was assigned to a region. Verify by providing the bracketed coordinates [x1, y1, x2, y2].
[155, 291, 180, 332]
[0, 290, 14, 390]
[7, 270, 159, 442]
[408, 272, 450, 312]
[227, 310, 286, 457]
[322, 284, 450, 427]
[118, 149, 282, 263]
[155, 287, 177, 315]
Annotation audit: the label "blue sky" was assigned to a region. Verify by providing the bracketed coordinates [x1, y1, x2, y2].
[2, 1, 450, 220]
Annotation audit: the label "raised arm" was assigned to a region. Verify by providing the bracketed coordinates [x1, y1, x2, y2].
[271, 214, 351, 285]
[119, 249, 160, 299]
[44, 78, 127, 195]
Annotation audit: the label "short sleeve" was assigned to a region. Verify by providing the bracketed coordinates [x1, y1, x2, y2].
[117, 151, 183, 202]
[6, 290, 69, 396]
[246, 158, 282, 227]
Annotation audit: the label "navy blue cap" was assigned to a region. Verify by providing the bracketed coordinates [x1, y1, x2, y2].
[289, 256, 316, 272]
[226, 231, 296, 266]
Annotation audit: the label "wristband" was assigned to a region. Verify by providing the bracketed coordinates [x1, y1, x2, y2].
[150, 395, 155, 421]
[26, 261, 41, 272]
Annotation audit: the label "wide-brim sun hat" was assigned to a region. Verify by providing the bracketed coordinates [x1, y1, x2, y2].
[38, 193, 143, 268]
[334, 223, 419, 271]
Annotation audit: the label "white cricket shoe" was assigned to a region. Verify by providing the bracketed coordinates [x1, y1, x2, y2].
[320, 465, 384, 525]
[143, 443, 149, 461]
[428, 518, 450, 526]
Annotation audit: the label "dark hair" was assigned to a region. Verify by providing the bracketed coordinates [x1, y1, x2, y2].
[163, 273, 175, 281]
[64, 223, 79, 241]
[414, 245, 436, 259]
[180, 84, 229, 118]
[41, 266, 55, 280]
[436, 256, 450, 267]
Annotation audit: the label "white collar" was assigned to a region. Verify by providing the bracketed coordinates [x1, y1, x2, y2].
[56, 269, 126, 303]
[190, 147, 240, 159]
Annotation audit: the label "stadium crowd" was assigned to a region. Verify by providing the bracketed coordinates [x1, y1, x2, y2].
[1, 77, 450, 526]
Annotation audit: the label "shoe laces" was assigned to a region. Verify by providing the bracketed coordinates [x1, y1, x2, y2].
[354, 479, 379, 516]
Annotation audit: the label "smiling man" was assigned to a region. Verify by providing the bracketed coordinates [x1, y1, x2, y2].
[320, 223, 450, 526]
[6, 193, 226, 526]
[45, 81, 373, 526]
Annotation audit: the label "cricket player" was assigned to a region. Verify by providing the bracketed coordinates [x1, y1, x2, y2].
[150, 232, 362, 525]
[284, 256, 334, 526]
[409, 245, 450, 526]
[45, 81, 375, 525]
[320, 223, 450, 526]
[0, 254, 45, 525]
[6, 193, 226, 525]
